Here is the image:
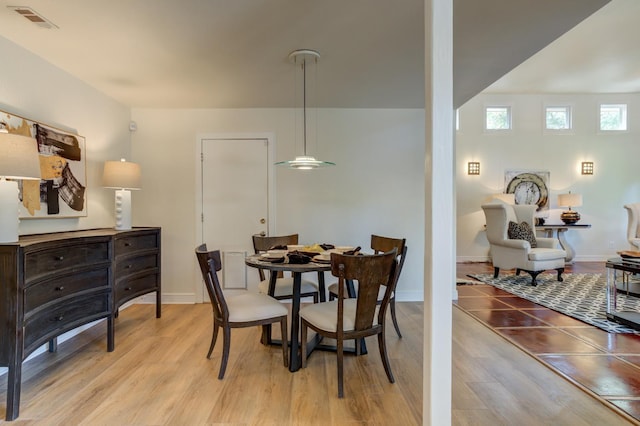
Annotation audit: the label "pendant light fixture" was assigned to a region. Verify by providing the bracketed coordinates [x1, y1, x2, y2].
[276, 49, 335, 170]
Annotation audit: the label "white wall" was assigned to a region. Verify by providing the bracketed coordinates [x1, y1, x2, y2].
[0, 36, 131, 234]
[130, 108, 425, 301]
[456, 92, 640, 262]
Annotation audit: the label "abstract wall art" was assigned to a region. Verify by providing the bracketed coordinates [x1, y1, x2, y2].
[504, 169, 550, 212]
[1, 110, 87, 218]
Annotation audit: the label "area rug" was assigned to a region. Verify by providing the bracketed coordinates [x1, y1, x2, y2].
[467, 273, 640, 333]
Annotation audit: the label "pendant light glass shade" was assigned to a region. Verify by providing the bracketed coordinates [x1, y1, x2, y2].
[276, 49, 335, 169]
[275, 155, 336, 170]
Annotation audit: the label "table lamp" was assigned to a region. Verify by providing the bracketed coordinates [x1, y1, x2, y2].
[102, 158, 141, 230]
[558, 192, 582, 224]
[0, 130, 42, 243]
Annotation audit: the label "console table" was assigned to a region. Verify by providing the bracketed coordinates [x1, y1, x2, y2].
[0, 227, 161, 421]
[536, 224, 591, 263]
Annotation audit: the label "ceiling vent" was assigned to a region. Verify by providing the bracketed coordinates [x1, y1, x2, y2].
[7, 6, 58, 29]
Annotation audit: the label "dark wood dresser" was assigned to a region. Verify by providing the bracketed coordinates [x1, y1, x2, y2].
[0, 227, 161, 421]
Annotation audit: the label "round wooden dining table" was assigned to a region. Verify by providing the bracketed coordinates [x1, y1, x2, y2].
[245, 254, 330, 372]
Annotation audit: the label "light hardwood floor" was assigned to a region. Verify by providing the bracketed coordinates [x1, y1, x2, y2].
[0, 298, 633, 424]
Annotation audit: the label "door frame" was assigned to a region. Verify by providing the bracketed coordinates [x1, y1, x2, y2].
[194, 132, 276, 303]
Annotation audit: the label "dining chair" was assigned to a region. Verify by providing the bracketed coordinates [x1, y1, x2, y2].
[195, 244, 288, 379]
[252, 234, 319, 302]
[299, 249, 397, 398]
[328, 235, 407, 337]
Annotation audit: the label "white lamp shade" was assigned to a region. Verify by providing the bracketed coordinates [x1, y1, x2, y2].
[558, 193, 582, 208]
[0, 132, 41, 243]
[102, 159, 141, 190]
[493, 193, 515, 204]
[0, 133, 42, 180]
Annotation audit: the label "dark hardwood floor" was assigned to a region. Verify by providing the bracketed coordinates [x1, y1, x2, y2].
[456, 261, 640, 424]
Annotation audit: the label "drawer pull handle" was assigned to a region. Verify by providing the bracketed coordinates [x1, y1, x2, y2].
[54, 315, 64, 322]
[125, 264, 132, 269]
[124, 242, 131, 247]
[55, 286, 65, 291]
[125, 287, 132, 291]
[55, 256, 64, 261]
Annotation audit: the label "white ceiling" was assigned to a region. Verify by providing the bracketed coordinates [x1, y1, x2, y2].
[0, 0, 635, 109]
[485, 0, 640, 96]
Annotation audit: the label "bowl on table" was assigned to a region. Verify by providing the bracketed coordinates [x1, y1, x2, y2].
[262, 250, 287, 261]
[266, 249, 287, 256]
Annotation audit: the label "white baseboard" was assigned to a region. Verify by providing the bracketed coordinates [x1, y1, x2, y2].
[155, 291, 431, 303]
[573, 255, 615, 262]
[457, 255, 613, 263]
[395, 290, 424, 302]
[456, 256, 490, 263]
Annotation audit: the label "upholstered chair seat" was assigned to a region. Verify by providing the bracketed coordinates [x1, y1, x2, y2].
[299, 299, 382, 332]
[226, 293, 289, 323]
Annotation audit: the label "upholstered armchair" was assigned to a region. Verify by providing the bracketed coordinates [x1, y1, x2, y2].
[624, 203, 640, 250]
[482, 201, 566, 286]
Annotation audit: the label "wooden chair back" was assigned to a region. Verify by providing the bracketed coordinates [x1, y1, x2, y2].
[370, 234, 407, 292]
[252, 233, 299, 281]
[331, 249, 397, 332]
[195, 244, 228, 322]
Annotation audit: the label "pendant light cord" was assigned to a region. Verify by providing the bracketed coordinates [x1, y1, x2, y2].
[302, 58, 307, 156]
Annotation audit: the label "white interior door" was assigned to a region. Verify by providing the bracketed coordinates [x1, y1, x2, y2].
[201, 137, 269, 294]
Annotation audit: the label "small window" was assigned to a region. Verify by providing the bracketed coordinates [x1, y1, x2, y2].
[485, 106, 511, 130]
[599, 104, 627, 131]
[545, 106, 572, 130]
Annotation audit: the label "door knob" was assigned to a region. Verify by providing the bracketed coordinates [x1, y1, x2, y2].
[260, 231, 266, 236]
[260, 218, 266, 224]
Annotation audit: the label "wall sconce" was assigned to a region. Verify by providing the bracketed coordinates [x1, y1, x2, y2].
[467, 162, 480, 175]
[581, 161, 594, 175]
[0, 129, 42, 243]
[102, 158, 141, 230]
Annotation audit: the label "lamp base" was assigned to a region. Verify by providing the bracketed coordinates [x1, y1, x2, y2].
[561, 210, 581, 224]
[114, 189, 132, 231]
[0, 179, 19, 243]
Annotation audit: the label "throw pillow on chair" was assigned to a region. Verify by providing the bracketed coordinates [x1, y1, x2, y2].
[508, 221, 537, 247]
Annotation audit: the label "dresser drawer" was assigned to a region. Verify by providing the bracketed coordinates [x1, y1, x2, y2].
[24, 268, 110, 314]
[116, 253, 158, 277]
[115, 273, 159, 303]
[115, 233, 159, 255]
[24, 292, 110, 352]
[25, 241, 110, 283]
